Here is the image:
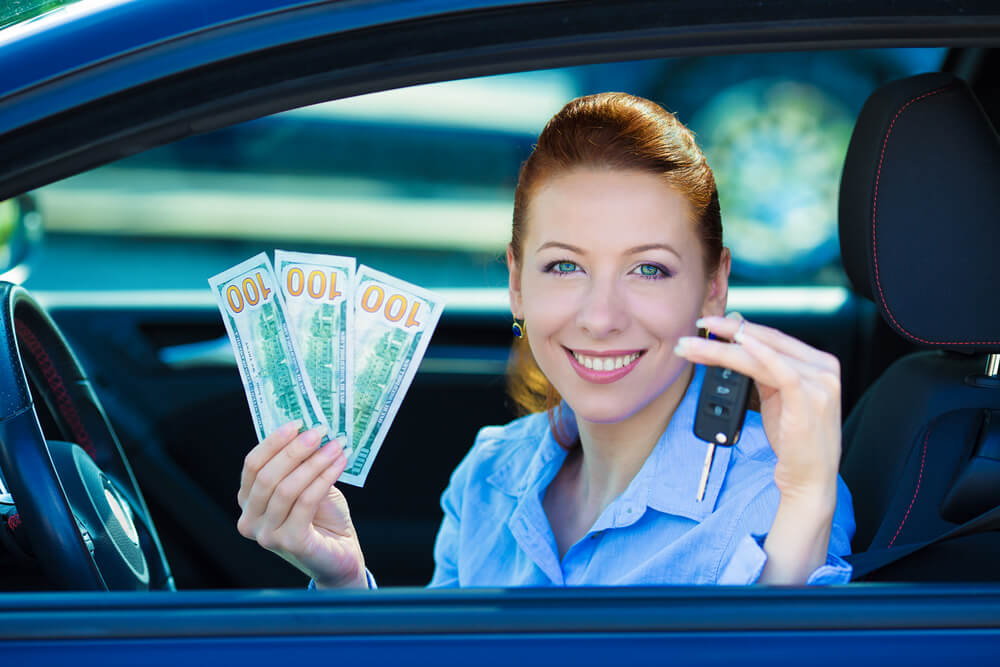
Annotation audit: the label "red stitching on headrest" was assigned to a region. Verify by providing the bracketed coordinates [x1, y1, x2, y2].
[872, 84, 999, 345]
[14, 319, 97, 460]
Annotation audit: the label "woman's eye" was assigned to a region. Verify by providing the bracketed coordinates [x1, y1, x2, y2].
[547, 261, 579, 274]
[634, 263, 668, 279]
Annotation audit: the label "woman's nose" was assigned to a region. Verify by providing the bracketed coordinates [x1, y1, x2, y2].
[575, 278, 628, 338]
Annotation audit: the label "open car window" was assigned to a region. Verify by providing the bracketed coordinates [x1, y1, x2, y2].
[10, 46, 951, 591]
[0, 5, 999, 665]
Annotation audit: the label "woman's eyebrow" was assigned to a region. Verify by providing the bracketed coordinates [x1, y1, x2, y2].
[536, 241, 584, 253]
[537, 241, 682, 259]
[627, 243, 681, 259]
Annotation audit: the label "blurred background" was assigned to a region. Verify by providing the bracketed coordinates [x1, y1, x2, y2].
[19, 48, 946, 295]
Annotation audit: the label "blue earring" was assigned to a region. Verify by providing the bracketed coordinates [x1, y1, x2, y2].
[512, 319, 525, 339]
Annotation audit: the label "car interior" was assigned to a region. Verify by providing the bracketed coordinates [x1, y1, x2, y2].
[837, 69, 1000, 581]
[0, 38, 998, 591]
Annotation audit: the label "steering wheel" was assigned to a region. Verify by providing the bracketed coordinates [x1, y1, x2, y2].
[0, 283, 173, 590]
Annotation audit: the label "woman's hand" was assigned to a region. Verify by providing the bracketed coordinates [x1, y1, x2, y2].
[677, 315, 841, 500]
[236, 420, 368, 589]
[675, 315, 842, 583]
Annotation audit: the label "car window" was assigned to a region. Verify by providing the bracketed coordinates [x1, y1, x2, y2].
[24, 48, 946, 295]
[4, 44, 954, 591]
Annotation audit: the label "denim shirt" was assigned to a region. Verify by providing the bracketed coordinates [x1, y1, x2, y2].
[427, 364, 855, 587]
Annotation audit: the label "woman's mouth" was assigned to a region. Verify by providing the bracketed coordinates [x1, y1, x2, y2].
[565, 348, 644, 384]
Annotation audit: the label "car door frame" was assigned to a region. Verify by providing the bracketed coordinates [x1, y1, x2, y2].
[0, 0, 999, 658]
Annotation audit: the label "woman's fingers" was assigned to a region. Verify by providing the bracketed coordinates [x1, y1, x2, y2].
[682, 316, 842, 503]
[238, 419, 303, 508]
[675, 335, 768, 386]
[675, 328, 824, 397]
[278, 445, 351, 540]
[255, 437, 348, 541]
[697, 315, 839, 373]
[239, 424, 328, 523]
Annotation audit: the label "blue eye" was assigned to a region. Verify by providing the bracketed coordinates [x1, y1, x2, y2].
[634, 263, 668, 279]
[547, 261, 579, 274]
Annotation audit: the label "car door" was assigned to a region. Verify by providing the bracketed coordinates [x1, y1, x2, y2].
[0, 0, 998, 661]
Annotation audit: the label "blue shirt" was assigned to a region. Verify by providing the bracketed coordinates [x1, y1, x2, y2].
[427, 364, 855, 587]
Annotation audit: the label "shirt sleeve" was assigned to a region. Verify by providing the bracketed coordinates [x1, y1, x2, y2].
[427, 425, 501, 587]
[427, 440, 477, 588]
[717, 474, 856, 585]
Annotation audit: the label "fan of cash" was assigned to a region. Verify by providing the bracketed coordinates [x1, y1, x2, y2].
[209, 250, 445, 486]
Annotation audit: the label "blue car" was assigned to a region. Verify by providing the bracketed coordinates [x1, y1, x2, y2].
[0, 0, 998, 663]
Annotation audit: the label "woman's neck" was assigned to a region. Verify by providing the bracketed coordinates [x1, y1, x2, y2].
[573, 363, 694, 511]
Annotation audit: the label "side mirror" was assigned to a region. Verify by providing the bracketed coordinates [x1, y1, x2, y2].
[0, 194, 43, 282]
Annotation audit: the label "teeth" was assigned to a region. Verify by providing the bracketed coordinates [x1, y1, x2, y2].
[572, 351, 640, 371]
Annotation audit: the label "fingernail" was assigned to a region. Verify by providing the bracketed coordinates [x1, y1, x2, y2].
[324, 435, 348, 454]
[304, 424, 328, 445]
[284, 419, 304, 434]
[726, 311, 744, 322]
[695, 317, 708, 329]
[674, 336, 697, 356]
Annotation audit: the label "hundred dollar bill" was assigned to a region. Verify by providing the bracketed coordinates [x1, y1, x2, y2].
[347, 265, 445, 486]
[208, 253, 329, 443]
[274, 250, 354, 443]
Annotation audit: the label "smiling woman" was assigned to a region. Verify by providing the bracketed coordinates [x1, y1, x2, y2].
[236, 92, 855, 588]
[507, 92, 724, 435]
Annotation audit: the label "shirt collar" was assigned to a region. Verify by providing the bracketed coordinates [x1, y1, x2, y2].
[486, 364, 731, 522]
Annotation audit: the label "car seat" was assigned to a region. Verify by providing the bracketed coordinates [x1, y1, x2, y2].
[838, 71, 1000, 581]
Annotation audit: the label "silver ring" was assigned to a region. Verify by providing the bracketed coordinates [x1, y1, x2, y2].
[735, 319, 747, 342]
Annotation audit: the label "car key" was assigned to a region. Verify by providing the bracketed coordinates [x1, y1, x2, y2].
[693, 360, 752, 502]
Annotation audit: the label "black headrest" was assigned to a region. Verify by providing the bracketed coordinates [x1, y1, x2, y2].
[839, 72, 1000, 353]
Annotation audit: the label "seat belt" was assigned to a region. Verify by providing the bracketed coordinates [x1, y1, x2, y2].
[847, 503, 1000, 580]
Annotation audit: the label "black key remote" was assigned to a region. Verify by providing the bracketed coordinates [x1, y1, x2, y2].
[694, 365, 752, 447]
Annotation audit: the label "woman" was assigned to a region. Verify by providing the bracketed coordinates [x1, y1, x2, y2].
[236, 92, 855, 588]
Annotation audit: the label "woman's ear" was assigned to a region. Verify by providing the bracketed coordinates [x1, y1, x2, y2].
[701, 247, 732, 319]
[507, 245, 524, 319]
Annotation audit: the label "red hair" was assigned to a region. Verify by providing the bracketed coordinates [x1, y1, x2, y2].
[506, 93, 723, 446]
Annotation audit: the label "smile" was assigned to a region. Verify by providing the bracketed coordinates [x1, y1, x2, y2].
[565, 348, 644, 384]
[572, 351, 641, 370]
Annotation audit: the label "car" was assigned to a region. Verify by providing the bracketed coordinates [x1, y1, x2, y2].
[0, 0, 998, 662]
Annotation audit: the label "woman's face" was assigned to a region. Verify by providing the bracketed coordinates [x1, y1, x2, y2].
[509, 168, 729, 425]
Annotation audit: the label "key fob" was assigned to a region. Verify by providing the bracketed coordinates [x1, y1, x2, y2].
[694, 364, 752, 446]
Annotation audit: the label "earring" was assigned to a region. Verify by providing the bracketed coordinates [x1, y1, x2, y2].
[512, 319, 525, 339]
